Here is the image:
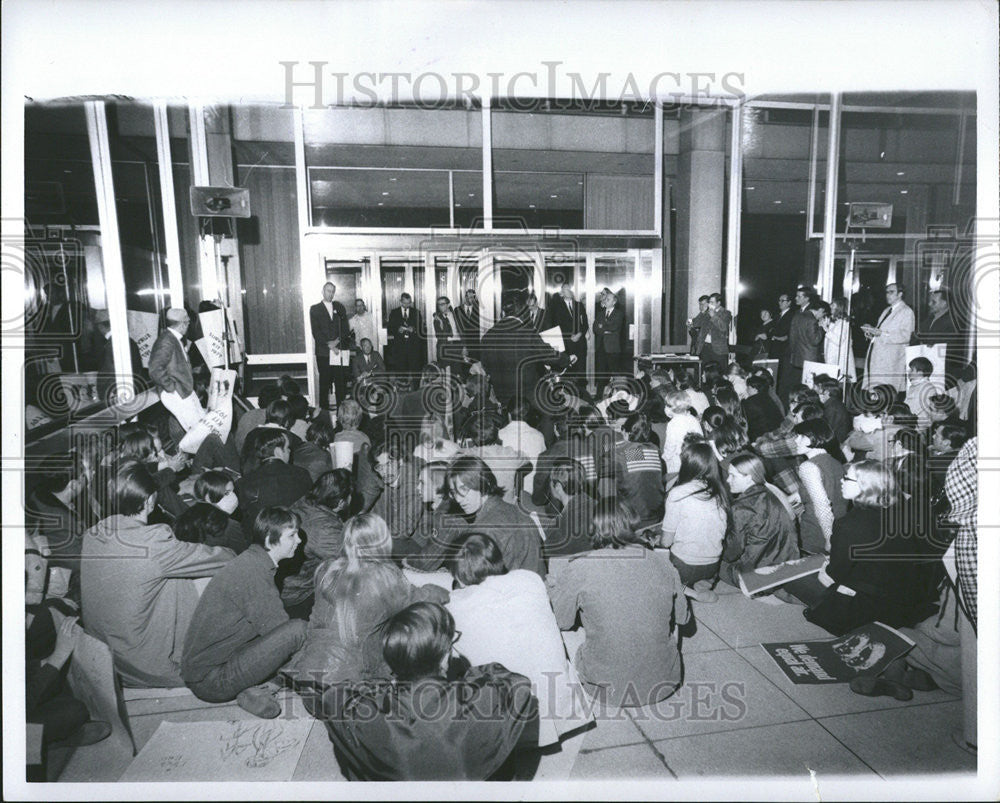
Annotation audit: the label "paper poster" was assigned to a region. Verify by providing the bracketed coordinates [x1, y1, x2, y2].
[119, 718, 312, 781]
[329, 349, 350, 366]
[801, 360, 841, 387]
[761, 622, 915, 685]
[178, 368, 237, 453]
[539, 325, 566, 353]
[905, 343, 946, 392]
[198, 308, 228, 368]
[738, 554, 827, 597]
[125, 309, 160, 367]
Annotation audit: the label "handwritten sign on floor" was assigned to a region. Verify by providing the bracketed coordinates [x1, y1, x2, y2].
[119, 719, 312, 781]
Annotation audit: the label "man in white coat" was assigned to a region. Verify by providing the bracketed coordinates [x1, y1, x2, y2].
[862, 283, 915, 392]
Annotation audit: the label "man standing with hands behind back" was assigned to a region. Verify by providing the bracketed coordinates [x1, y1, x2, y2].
[387, 292, 425, 384]
[310, 282, 349, 408]
[779, 286, 824, 403]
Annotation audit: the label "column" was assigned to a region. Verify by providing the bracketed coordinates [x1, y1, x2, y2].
[671, 108, 726, 344]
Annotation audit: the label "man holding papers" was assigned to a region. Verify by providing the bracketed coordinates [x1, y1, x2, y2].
[545, 283, 589, 388]
[309, 282, 350, 407]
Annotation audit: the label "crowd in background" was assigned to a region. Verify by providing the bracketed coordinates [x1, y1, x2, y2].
[24, 279, 979, 779]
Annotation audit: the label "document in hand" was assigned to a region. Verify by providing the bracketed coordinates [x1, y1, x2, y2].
[539, 325, 566, 352]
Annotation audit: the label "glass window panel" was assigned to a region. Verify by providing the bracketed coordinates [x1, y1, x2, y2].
[304, 105, 483, 228]
[492, 100, 655, 230]
[24, 103, 114, 425]
[736, 102, 820, 345]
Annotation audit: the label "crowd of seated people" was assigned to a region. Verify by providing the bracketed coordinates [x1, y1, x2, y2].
[23, 285, 979, 778]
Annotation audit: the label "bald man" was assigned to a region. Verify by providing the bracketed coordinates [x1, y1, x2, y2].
[309, 282, 350, 406]
[148, 308, 205, 432]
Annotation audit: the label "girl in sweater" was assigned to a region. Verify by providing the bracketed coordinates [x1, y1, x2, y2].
[660, 441, 731, 603]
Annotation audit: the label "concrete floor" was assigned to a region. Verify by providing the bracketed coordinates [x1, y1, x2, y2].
[44, 583, 976, 792]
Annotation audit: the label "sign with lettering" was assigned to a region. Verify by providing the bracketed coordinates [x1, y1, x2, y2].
[761, 622, 914, 685]
[126, 309, 160, 367]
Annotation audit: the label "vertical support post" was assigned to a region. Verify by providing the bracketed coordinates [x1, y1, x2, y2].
[819, 93, 842, 301]
[725, 102, 744, 343]
[654, 102, 664, 238]
[86, 101, 133, 405]
[293, 106, 317, 405]
[153, 101, 183, 308]
[482, 98, 493, 231]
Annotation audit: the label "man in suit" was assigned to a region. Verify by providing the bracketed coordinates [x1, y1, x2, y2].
[593, 286, 627, 397]
[770, 292, 794, 362]
[351, 337, 386, 383]
[687, 295, 710, 356]
[698, 293, 733, 368]
[432, 295, 465, 370]
[544, 283, 589, 389]
[386, 292, 425, 384]
[779, 286, 824, 403]
[525, 292, 545, 332]
[148, 307, 205, 434]
[919, 289, 963, 389]
[862, 283, 915, 393]
[94, 308, 146, 409]
[454, 288, 481, 362]
[309, 282, 350, 407]
[480, 290, 575, 405]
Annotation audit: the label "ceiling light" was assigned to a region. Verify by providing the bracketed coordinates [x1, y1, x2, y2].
[389, 177, 398, 182]
[529, 204, 536, 209]
[577, 180, 584, 185]
[799, 210, 805, 214]
[550, 194, 558, 198]
[896, 171, 905, 176]
[377, 202, 384, 206]
[746, 186, 755, 190]
[468, 193, 475, 197]
[900, 190, 908, 194]
[381, 191, 390, 196]
[455, 202, 462, 207]
[773, 200, 782, 204]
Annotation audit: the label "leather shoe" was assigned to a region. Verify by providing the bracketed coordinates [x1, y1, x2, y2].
[236, 685, 281, 719]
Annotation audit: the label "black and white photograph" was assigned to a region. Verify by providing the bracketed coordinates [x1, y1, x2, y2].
[3, 0, 997, 799]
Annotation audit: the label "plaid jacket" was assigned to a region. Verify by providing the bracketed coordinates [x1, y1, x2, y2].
[945, 438, 977, 629]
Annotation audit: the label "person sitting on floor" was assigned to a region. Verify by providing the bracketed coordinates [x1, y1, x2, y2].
[446, 532, 593, 748]
[293, 415, 335, 482]
[235, 428, 311, 540]
[308, 601, 539, 781]
[547, 500, 690, 709]
[81, 461, 234, 688]
[719, 453, 800, 588]
[661, 390, 704, 479]
[542, 457, 597, 558]
[742, 373, 784, 442]
[286, 513, 448, 689]
[660, 441, 731, 603]
[785, 460, 941, 636]
[331, 399, 371, 456]
[181, 507, 307, 718]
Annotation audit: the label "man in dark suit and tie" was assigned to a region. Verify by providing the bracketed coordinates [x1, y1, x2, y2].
[351, 338, 386, 382]
[777, 286, 825, 402]
[919, 289, 964, 389]
[525, 292, 545, 332]
[593, 286, 627, 396]
[386, 292, 425, 383]
[432, 296, 465, 370]
[454, 288, 481, 362]
[148, 307, 205, 434]
[309, 282, 350, 407]
[544, 283, 589, 388]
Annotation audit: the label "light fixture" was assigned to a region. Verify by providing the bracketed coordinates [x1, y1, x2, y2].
[381, 191, 390, 196]
[377, 202, 384, 206]
[468, 193, 475, 197]
[896, 171, 905, 176]
[746, 186, 755, 190]
[550, 194, 558, 198]
[773, 200, 782, 204]
[389, 177, 398, 182]
[455, 202, 462, 207]
[528, 204, 536, 209]
[900, 190, 908, 194]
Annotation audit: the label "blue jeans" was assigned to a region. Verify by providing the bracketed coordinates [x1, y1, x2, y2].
[187, 619, 306, 703]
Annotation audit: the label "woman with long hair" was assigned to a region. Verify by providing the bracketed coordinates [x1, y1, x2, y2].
[719, 453, 799, 587]
[285, 512, 447, 686]
[793, 418, 847, 554]
[660, 441, 731, 602]
[548, 500, 689, 709]
[789, 461, 940, 635]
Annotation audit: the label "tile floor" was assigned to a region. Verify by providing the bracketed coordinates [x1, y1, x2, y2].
[48, 586, 977, 788]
